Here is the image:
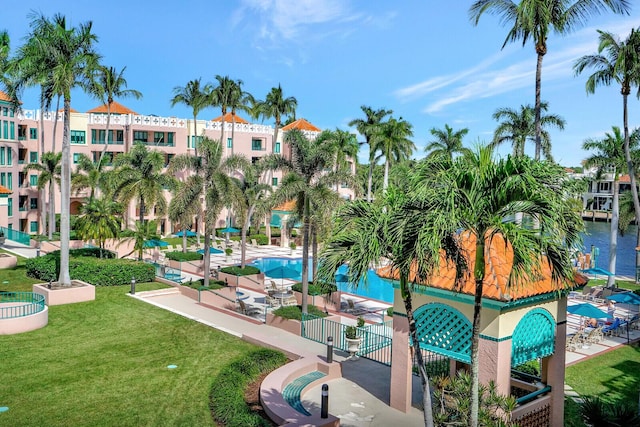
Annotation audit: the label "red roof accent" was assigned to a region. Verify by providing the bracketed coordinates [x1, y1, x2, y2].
[87, 101, 137, 115]
[0, 184, 12, 195]
[212, 112, 249, 124]
[0, 91, 11, 102]
[274, 201, 296, 211]
[376, 231, 584, 302]
[620, 175, 631, 183]
[282, 118, 321, 132]
[58, 107, 79, 113]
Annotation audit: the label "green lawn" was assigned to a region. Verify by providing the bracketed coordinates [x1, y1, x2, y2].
[0, 280, 262, 426]
[588, 278, 640, 292]
[565, 344, 640, 404]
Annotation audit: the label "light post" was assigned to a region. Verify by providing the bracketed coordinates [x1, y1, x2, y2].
[320, 384, 329, 418]
[326, 336, 333, 363]
[130, 277, 136, 295]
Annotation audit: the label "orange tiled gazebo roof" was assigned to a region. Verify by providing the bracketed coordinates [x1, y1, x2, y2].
[274, 201, 296, 211]
[87, 101, 138, 115]
[212, 112, 249, 123]
[377, 231, 585, 302]
[282, 118, 321, 132]
[0, 184, 12, 195]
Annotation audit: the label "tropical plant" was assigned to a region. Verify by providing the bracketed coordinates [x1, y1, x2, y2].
[71, 153, 111, 202]
[425, 124, 470, 161]
[491, 102, 565, 160]
[112, 143, 174, 226]
[318, 128, 359, 192]
[168, 178, 200, 253]
[25, 151, 61, 239]
[579, 396, 640, 427]
[0, 30, 10, 91]
[348, 106, 392, 201]
[212, 76, 254, 153]
[118, 220, 159, 261]
[574, 27, 640, 272]
[373, 116, 415, 191]
[168, 137, 243, 287]
[170, 78, 211, 157]
[254, 84, 297, 156]
[75, 196, 122, 258]
[88, 65, 142, 160]
[583, 126, 640, 287]
[470, 0, 631, 161]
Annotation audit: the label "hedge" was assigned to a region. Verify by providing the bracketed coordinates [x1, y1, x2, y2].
[182, 278, 225, 290]
[25, 254, 154, 286]
[165, 251, 203, 262]
[221, 266, 260, 276]
[272, 304, 328, 320]
[49, 247, 116, 259]
[291, 282, 337, 296]
[249, 234, 268, 245]
[209, 348, 287, 427]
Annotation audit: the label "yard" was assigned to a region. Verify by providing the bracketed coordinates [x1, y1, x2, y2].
[0, 254, 263, 426]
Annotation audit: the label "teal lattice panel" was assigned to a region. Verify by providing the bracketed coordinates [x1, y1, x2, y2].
[511, 308, 556, 366]
[282, 371, 326, 416]
[414, 303, 472, 363]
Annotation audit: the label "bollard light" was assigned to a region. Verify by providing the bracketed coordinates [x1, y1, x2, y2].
[326, 336, 333, 363]
[320, 384, 329, 418]
[130, 277, 136, 295]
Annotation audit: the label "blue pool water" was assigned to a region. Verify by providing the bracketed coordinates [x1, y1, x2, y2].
[250, 257, 395, 303]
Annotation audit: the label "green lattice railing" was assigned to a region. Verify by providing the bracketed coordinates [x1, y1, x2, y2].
[511, 308, 556, 366]
[413, 302, 472, 363]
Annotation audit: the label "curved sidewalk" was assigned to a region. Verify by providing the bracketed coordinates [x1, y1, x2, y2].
[133, 290, 425, 426]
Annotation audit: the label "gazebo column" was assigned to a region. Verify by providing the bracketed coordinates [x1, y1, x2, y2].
[543, 320, 567, 427]
[390, 314, 412, 413]
[478, 337, 512, 396]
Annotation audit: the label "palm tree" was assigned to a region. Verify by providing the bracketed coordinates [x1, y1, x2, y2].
[168, 179, 201, 253]
[170, 78, 211, 157]
[349, 106, 392, 202]
[574, 28, 640, 272]
[25, 152, 61, 239]
[491, 102, 565, 160]
[267, 129, 347, 313]
[470, 0, 631, 161]
[112, 143, 174, 228]
[373, 117, 415, 192]
[318, 129, 359, 192]
[425, 124, 470, 160]
[71, 153, 110, 202]
[88, 65, 142, 160]
[255, 84, 298, 154]
[210, 75, 237, 149]
[583, 126, 640, 287]
[0, 30, 9, 90]
[119, 220, 160, 261]
[75, 196, 122, 258]
[168, 137, 242, 287]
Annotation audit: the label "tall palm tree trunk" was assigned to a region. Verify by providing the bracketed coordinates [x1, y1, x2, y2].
[469, 237, 486, 427]
[58, 97, 72, 286]
[301, 196, 310, 314]
[367, 160, 374, 202]
[534, 51, 544, 161]
[99, 103, 112, 164]
[311, 225, 318, 282]
[608, 177, 619, 288]
[51, 96, 60, 151]
[401, 274, 434, 427]
[622, 94, 640, 271]
[193, 115, 198, 157]
[203, 221, 212, 288]
[220, 117, 226, 154]
[182, 230, 187, 253]
[39, 107, 46, 234]
[48, 181, 55, 239]
[231, 115, 236, 155]
[139, 196, 145, 225]
[383, 159, 390, 191]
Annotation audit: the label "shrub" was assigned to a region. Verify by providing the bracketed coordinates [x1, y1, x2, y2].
[249, 234, 268, 245]
[387, 306, 394, 317]
[165, 251, 203, 262]
[50, 247, 116, 259]
[26, 254, 154, 286]
[221, 265, 260, 276]
[291, 282, 337, 296]
[209, 348, 287, 427]
[182, 278, 225, 290]
[224, 248, 233, 256]
[272, 304, 327, 320]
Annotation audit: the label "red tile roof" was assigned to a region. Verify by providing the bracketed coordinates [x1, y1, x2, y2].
[212, 112, 249, 124]
[282, 118, 321, 132]
[377, 231, 584, 302]
[58, 107, 79, 113]
[87, 101, 137, 115]
[274, 201, 296, 211]
[620, 175, 631, 183]
[0, 184, 12, 195]
[0, 91, 11, 102]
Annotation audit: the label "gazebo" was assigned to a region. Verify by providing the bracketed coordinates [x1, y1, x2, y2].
[379, 232, 586, 426]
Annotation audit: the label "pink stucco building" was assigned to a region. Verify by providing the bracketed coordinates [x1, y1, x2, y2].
[0, 92, 355, 235]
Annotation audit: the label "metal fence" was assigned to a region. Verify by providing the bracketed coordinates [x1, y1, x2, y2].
[412, 347, 451, 378]
[301, 313, 393, 365]
[0, 292, 46, 319]
[0, 226, 31, 246]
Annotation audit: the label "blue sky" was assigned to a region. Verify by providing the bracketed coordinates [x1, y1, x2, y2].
[4, 1, 640, 166]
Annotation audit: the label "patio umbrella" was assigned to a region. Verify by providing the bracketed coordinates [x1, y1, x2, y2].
[567, 303, 609, 319]
[174, 230, 197, 237]
[335, 273, 350, 284]
[143, 239, 168, 248]
[196, 247, 224, 255]
[606, 292, 640, 305]
[219, 227, 240, 233]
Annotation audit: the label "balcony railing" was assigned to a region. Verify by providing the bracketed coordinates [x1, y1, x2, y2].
[91, 140, 124, 145]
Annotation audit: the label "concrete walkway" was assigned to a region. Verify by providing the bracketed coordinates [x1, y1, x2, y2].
[133, 289, 426, 426]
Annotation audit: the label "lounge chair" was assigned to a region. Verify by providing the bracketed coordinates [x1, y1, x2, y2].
[566, 333, 583, 352]
[251, 238, 259, 247]
[585, 326, 603, 344]
[238, 300, 262, 317]
[603, 318, 621, 336]
[345, 299, 369, 316]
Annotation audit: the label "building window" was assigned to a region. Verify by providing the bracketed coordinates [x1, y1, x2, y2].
[6, 148, 11, 165]
[165, 154, 174, 167]
[6, 172, 12, 190]
[30, 175, 38, 186]
[133, 130, 148, 142]
[19, 195, 27, 211]
[0, 172, 4, 186]
[30, 198, 38, 210]
[272, 177, 278, 186]
[1, 107, 7, 116]
[29, 152, 38, 163]
[9, 122, 15, 140]
[7, 197, 12, 216]
[251, 139, 263, 151]
[154, 132, 164, 143]
[0, 147, 5, 165]
[275, 142, 281, 154]
[30, 128, 38, 139]
[30, 221, 38, 233]
[71, 130, 86, 144]
[227, 138, 232, 148]
[341, 182, 348, 188]
[2, 120, 7, 139]
[189, 135, 202, 148]
[167, 132, 174, 146]
[73, 153, 80, 164]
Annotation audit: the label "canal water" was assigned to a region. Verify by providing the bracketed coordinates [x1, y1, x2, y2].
[581, 221, 637, 278]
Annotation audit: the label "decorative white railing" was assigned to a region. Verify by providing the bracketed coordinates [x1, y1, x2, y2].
[204, 121, 273, 134]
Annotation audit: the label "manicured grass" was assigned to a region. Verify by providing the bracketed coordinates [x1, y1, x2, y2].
[0, 283, 266, 426]
[0, 250, 41, 292]
[588, 278, 640, 292]
[564, 397, 586, 427]
[565, 344, 640, 404]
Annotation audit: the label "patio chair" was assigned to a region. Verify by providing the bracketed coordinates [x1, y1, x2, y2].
[566, 333, 583, 352]
[585, 326, 603, 344]
[238, 300, 262, 317]
[586, 288, 603, 302]
[251, 239, 259, 247]
[603, 318, 621, 337]
[345, 299, 369, 316]
[577, 285, 592, 300]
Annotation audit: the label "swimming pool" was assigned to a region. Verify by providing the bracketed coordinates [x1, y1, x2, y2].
[249, 257, 395, 303]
